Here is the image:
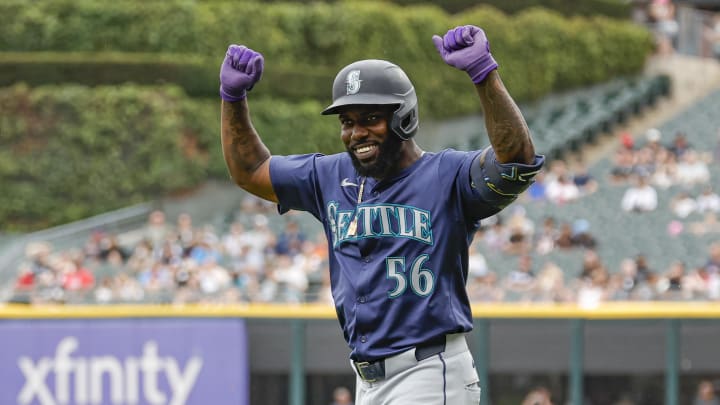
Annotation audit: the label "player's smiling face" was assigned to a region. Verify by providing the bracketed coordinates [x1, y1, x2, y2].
[339, 105, 403, 179]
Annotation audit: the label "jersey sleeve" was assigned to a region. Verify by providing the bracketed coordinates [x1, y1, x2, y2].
[447, 148, 543, 220]
[268, 154, 324, 219]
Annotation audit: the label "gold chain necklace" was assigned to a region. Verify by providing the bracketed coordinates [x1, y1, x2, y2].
[347, 177, 366, 237]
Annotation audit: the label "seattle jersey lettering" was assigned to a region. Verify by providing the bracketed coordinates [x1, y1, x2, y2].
[326, 202, 433, 246]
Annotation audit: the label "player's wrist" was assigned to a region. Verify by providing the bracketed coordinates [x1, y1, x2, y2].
[219, 86, 247, 102]
[465, 53, 498, 84]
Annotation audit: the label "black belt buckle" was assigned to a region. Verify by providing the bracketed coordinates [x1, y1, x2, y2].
[354, 361, 385, 382]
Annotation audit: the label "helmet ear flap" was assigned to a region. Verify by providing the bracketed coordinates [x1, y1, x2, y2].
[391, 104, 419, 140]
[400, 109, 417, 133]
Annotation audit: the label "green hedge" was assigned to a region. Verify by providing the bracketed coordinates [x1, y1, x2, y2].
[390, 0, 632, 18]
[0, 3, 654, 116]
[0, 84, 340, 230]
[0, 52, 338, 102]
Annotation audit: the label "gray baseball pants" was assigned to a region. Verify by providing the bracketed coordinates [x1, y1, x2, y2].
[352, 333, 482, 405]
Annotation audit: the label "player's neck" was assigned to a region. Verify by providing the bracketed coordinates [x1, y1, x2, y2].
[375, 141, 424, 181]
[398, 141, 424, 169]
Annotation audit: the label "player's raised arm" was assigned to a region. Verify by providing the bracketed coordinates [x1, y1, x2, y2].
[433, 25, 536, 165]
[219, 45, 278, 203]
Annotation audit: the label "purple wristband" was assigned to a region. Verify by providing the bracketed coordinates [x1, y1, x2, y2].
[465, 53, 498, 84]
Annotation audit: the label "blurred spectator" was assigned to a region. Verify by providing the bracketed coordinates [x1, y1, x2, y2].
[577, 265, 610, 308]
[25, 241, 53, 275]
[188, 234, 221, 266]
[632, 146, 656, 179]
[481, 216, 510, 253]
[526, 170, 548, 202]
[670, 191, 698, 218]
[535, 216, 559, 255]
[612, 258, 639, 300]
[635, 254, 656, 285]
[620, 131, 635, 150]
[578, 250, 604, 281]
[675, 150, 710, 186]
[570, 219, 597, 249]
[554, 222, 575, 250]
[648, 0, 679, 55]
[689, 213, 720, 235]
[545, 160, 580, 204]
[502, 254, 537, 300]
[144, 210, 170, 248]
[505, 206, 535, 255]
[522, 386, 554, 405]
[239, 193, 275, 215]
[275, 220, 306, 257]
[645, 127, 663, 149]
[697, 187, 720, 213]
[468, 271, 505, 302]
[330, 386, 354, 405]
[705, 242, 720, 274]
[621, 175, 658, 213]
[533, 261, 570, 302]
[610, 145, 636, 184]
[572, 162, 598, 196]
[545, 174, 580, 205]
[704, 14, 720, 60]
[657, 260, 688, 300]
[651, 152, 676, 190]
[468, 238, 489, 279]
[94, 277, 114, 304]
[176, 213, 196, 255]
[693, 379, 720, 405]
[198, 260, 232, 296]
[137, 262, 173, 293]
[61, 252, 95, 293]
[272, 254, 309, 303]
[668, 131, 691, 158]
[114, 273, 145, 302]
[15, 265, 35, 292]
[244, 214, 276, 271]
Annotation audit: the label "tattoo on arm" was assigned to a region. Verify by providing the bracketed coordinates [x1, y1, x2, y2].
[223, 101, 270, 173]
[476, 71, 536, 164]
[221, 101, 274, 200]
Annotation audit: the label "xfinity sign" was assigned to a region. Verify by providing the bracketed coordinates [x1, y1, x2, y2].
[18, 337, 202, 405]
[0, 319, 249, 405]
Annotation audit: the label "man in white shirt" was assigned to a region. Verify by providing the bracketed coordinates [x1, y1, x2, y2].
[621, 175, 658, 212]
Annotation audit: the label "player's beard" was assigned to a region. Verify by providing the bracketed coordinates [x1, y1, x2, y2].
[349, 132, 404, 179]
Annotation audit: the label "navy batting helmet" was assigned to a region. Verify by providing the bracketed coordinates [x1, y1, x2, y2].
[321, 59, 419, 140]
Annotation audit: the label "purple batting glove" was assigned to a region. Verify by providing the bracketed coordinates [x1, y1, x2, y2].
[432, 25, 498, 84]
[219, 45, 264, 102]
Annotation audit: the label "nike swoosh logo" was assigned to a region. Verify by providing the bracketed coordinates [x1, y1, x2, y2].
[341, 178, 358, 187]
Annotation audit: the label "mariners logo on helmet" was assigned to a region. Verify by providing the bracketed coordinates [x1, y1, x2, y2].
[346, 70, 362, 95]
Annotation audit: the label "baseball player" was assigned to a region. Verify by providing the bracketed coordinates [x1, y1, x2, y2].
[218, 25, 544, 404]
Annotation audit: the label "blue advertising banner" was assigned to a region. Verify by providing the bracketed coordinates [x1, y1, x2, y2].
[0, 318, 249, 405]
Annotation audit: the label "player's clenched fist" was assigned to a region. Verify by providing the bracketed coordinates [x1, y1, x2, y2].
[432, 25, 498, 84]
[219, 45, 264, 102]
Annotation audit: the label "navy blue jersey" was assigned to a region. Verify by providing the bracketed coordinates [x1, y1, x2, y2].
[270, 148, 543, 361]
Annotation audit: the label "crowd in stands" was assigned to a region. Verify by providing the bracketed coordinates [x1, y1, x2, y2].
[12, 203, 333, 305]
[8, 123, 720, 305]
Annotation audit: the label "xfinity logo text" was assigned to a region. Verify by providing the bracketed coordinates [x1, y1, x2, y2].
[17, 337, 203, 405]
